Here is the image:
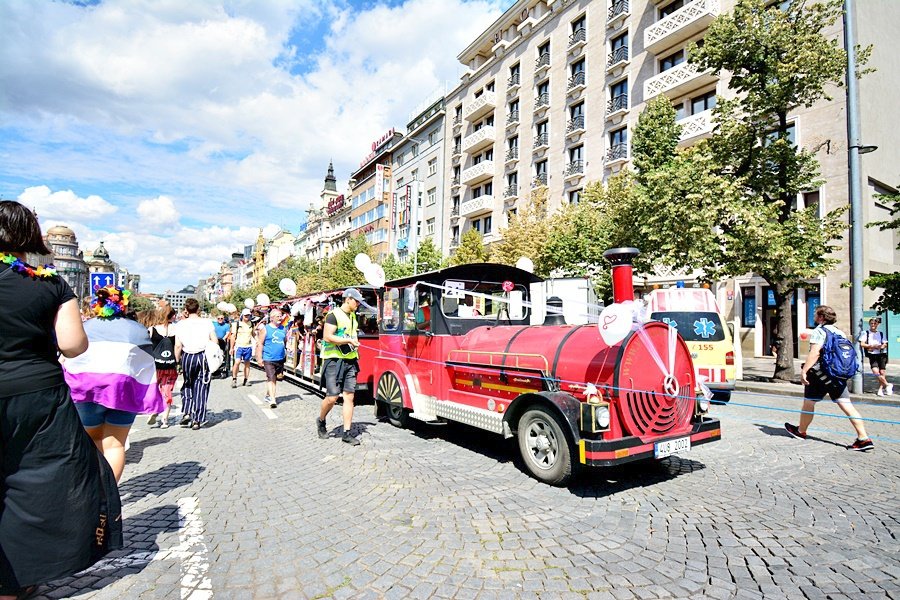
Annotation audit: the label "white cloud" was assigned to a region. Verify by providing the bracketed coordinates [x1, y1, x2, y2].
[18, 185, 118, 221]
[137, 195, 180, 227]
[2, 0, 509, 288]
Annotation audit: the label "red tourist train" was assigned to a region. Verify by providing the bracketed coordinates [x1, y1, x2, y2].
[271, 248, 720, 486]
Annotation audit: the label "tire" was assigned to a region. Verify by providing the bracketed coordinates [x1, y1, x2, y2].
[711, 390, 731, 403]
[376, 372, 409, 428]
[517, 406, 574, 486]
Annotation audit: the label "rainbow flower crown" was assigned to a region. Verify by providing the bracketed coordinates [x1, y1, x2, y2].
[92, 285, 131, 318]
[1, 253, 58, 279]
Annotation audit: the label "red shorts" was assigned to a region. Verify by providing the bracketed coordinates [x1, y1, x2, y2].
[157, 368, 178, 405]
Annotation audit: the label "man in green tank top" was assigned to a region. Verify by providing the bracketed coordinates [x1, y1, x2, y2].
[317, 288, 363, 445]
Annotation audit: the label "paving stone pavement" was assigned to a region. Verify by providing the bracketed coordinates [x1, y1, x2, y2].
[28, 375, 900, 599]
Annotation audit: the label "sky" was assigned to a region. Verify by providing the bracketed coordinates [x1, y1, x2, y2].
[0, 0, 515, 293]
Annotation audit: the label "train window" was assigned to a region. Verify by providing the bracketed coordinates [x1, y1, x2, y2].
[357, 289, 379, 336]
[382, 288, 402, 332]
[441, 279, 529, 320]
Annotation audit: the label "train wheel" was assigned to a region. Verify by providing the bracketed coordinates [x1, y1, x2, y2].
[517, 406, 573, 486]
[376, 372, 408, 428]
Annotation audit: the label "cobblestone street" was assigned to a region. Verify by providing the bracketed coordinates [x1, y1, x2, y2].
[33, 376, 900, 600]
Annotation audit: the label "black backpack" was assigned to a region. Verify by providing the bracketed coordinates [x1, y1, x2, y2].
[151, 326, 177, 369]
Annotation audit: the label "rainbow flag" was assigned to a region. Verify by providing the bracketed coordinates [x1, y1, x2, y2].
[64, 317, 165, 415]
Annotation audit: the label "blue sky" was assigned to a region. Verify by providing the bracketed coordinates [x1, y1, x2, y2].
[0, 0, 511, 292]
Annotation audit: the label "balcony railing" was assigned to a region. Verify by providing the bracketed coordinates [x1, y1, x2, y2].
[532, 173, 548, 187]
[677, 109, 714, 144]
[503, 185, 518, 200]
[505, 147, 519, 161]
[460, 194, 494, 218]
[534, 93, 550, 111]
[451, 176, 461, 187]
[452, 115, 462, 128]
[532, 132, 549, 150]
[450, 237, 459, 248]
[607, 0, 629, 22]
[607, 45, 629, 69]
[464, 91, 497, 122]
[568, 27, 586, 48]
[535, 52, 550, 71]
[567, 71, 586, 92]
[606, 143, 628, 164]
[451, 205, 460, 217]
[461, 125, 496, 154]
[566, 115, 585, 134]
[507, 110, 520, 125]
[461, 160, 495, 185]
[645, 0, 720, 55]
[644, 61, 716, 100]
[607, 94, 629, 116]
[564, 160, 584, 178]
[508, 73, 520, 89]
[452, 144, 462, 156]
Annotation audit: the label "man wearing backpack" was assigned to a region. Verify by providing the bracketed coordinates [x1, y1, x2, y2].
[785, 305, 874, 451]
[858, 318, 892, 397]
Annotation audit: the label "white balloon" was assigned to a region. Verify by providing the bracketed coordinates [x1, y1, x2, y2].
[597, 302, 635, 347]
[216, 301, 228, 311]
[244, 298, 255, 309]
[279, 278, 297, 297]
[290, 301, 304, 317]
[515, 256, 534, 273]
[256, 293, 270, 306]
[364, 264, 386, 288]
[226, 303, 237, 314]
[354, 253, 372, 272]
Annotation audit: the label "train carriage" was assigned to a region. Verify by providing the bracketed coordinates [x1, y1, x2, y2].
[370, 248, 721, 486]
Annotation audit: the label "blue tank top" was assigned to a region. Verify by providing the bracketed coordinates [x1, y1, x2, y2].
[262, 324, 287, 361]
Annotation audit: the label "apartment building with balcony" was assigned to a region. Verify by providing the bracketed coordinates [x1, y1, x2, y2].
[295, 162, 352, 265]
[391, 96, 447, 263]
[350, 129, 403, 260]
[442, 0, 898, 359]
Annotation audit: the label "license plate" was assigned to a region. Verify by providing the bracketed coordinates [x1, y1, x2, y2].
[654, 436, 690, 458]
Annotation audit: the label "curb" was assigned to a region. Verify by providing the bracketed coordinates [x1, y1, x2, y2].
[735, 381, 900, 407]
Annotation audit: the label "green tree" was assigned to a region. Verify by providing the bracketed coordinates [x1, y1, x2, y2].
[328, 235, 371, 288]
[680, 0, 863, 380]
[381, 254, 413, 281]
[450, 228, 490, 265]
[864, 187, 900, 313]
[129, 294, 157, 314]
[491, 187, 550, 274]
[412, 237, 447, 274]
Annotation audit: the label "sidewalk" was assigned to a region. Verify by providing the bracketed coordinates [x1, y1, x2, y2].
[736, 356, 900, 406]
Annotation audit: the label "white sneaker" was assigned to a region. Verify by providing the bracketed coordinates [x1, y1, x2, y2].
[887, 384, 894, 396]
[876, 388, 885, 397]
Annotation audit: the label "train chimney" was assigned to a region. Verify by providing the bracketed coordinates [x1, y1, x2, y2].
[543, 296, 566, 325]
[603, 247, 640, 304]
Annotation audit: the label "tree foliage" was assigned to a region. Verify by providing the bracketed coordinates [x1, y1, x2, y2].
[864, 187, 900, 313]
[450, 228, 490, 265]
[491, 187, 550, 275]
[412, 238, 447, 273]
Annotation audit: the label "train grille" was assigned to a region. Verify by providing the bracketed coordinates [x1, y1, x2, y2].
[623, 384, 693, 437]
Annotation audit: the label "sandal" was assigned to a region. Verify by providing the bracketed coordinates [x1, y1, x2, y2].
[191, 423, 200, 430]
[16, 586, 39, 600]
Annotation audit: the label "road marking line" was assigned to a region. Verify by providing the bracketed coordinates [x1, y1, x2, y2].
[178, 496, 212, 600]
[247, 394, 278, 419]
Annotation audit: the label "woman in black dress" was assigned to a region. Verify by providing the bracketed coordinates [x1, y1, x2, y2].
[0, 201, 122, 598]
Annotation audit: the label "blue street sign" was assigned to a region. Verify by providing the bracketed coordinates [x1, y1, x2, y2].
[91, 272, 115, 293]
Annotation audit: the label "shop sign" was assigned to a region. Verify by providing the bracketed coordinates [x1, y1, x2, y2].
[327, 195, 345, 216]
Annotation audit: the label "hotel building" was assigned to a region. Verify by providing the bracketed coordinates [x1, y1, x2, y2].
[441, 0, 898, 359]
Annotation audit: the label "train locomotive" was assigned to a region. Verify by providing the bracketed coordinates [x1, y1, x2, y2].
[370, 248, 721, 486]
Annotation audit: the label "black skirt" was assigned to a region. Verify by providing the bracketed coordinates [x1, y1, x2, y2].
[0, 383, 123, 593]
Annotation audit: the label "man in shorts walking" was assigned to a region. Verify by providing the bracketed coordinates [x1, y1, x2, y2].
[231, 308, 255, 387]
[317, 288, 363, 445]
[256, 305, 287, 408]
[785, 305, 874, 451]
[859, 317, 891, 396]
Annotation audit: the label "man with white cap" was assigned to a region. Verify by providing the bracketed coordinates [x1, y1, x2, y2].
[318, 288, 364, 445]
[231, 307, 256, 388]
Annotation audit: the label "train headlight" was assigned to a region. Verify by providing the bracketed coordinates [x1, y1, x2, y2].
[596, 406, 611, 429]
[697, 396, 710, 413]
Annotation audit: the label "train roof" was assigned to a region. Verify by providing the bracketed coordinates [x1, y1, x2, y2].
[385, 262, 544, 288]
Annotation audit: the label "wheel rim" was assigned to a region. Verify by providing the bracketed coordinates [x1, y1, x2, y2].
[377, 373, 403, 418]
[524, 416, 559, 470]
